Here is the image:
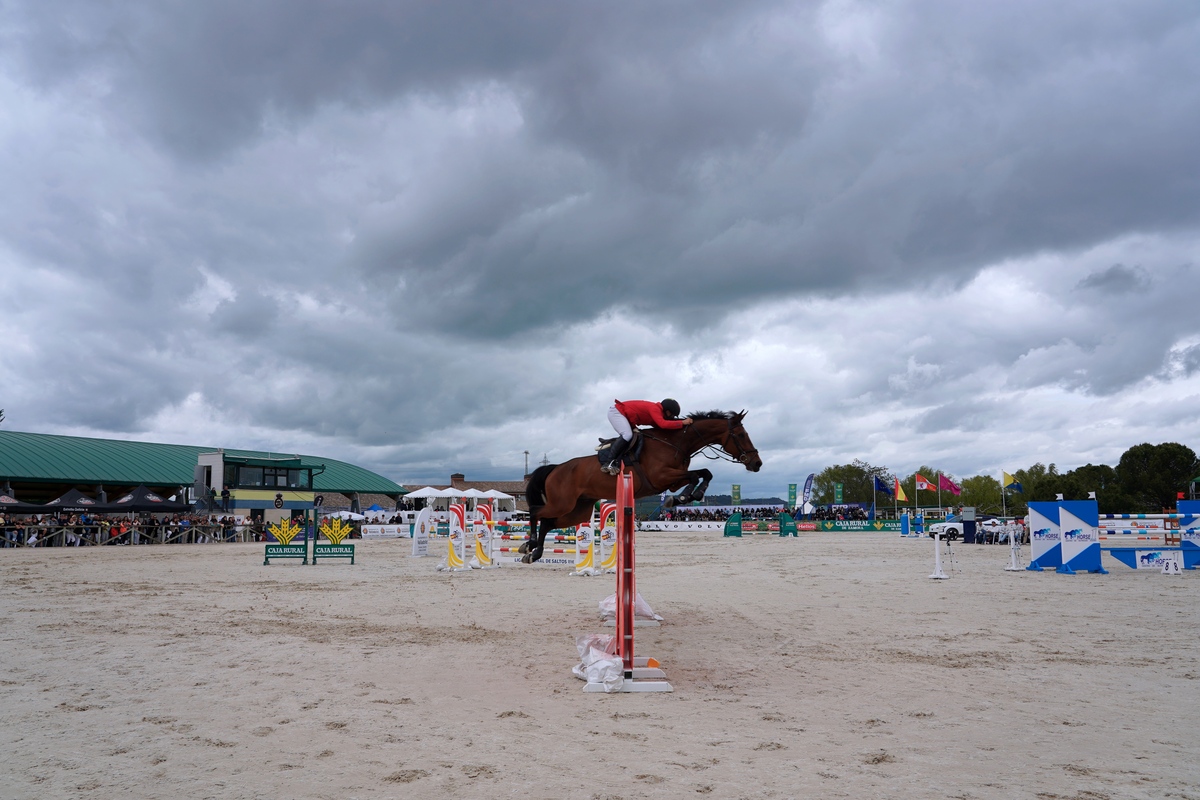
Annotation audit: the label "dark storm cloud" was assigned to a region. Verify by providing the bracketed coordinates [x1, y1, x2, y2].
[4, 0, 762, 159]
[6, 1, 1199, 340]
[1077, 264, 1150, 294]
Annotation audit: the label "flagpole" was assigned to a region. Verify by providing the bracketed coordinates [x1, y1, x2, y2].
[937, 472, 943, 517]
[1001, 472, 1007, 520]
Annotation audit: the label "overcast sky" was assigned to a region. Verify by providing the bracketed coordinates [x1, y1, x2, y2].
[2, 1, 1199, 498]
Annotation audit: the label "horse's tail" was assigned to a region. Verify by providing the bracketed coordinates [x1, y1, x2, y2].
[524, 463, 557, 514]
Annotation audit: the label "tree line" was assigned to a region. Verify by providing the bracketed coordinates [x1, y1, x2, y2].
[810, 442, 1200, 516]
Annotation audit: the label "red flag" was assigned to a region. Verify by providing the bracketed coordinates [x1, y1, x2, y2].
[915, 473, 933, 491]
[938, 473, 961, 496]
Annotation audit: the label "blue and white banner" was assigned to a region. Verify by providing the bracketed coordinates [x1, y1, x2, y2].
[1057, 500, 1105, 574]
[1027, 501, 1061, 571]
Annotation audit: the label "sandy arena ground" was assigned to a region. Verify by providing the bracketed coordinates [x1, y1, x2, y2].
[1, 531, 1198, 800]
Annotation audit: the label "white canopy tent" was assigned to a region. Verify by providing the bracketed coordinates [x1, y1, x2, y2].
[403, 486, 463, 511]
[482, 489, 517, 512]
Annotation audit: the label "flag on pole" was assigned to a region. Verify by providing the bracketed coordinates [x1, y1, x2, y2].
[894, 478, 908, 502]
[873, 476, 893, 495]
[938, 474, 961, 496]
[915, 473, 933, 491]
[1002, 471, 1023, 492]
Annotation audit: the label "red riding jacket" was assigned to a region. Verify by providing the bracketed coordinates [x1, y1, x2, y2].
[614, 400, 687, 429]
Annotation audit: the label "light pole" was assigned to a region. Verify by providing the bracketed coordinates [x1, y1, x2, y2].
[524, 450, 529, 477]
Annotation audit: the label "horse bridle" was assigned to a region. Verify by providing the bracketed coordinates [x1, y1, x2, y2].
[720, 419, 759, 465]
[646, 418, 758, 465]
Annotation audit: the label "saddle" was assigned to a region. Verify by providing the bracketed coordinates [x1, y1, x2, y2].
[595, 429, 644, 467]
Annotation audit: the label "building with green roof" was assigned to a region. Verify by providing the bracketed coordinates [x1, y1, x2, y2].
[0, 430, 406, 517]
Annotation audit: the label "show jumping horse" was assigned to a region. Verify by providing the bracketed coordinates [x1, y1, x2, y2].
[520, 410, 762, 563]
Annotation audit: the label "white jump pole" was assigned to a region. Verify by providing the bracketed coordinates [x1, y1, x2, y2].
[1004, 523, 1023, 572]
[929, 531, 949, 580]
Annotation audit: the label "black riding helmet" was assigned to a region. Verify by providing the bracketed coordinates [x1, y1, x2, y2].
[660, 398, 681, 419]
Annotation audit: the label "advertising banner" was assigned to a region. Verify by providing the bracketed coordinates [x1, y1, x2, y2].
[1057, 500, 1105, 574]
[815, 520, 901, 532]
[834, 483, 843, 503]
[411, 507, 432, 557]
[788, 484, 797, 507]
[731, 485, 741, 506]
[1027, 501, 1061, 570]
[1179, 500, 1200, 557]
[361, 525, 409, 538]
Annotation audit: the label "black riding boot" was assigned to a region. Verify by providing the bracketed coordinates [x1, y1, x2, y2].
[603, 437, 631, 474]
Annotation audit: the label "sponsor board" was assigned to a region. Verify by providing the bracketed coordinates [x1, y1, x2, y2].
[362, 524, 410, 538]
[816, 521, 902, 532]
[313, 543, 355, 563]
[263, 543, 308, 565]
[742, 521, 781, 533]
[639, 521, 725, 532]
[1135, 550, 1181, 570]
[494, 554, 576, 566]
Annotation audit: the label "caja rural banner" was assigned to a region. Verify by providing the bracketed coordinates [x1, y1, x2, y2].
[815, 520, 902, 532]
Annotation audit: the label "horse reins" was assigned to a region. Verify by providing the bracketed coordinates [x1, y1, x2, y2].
[643, 418, 758, 465]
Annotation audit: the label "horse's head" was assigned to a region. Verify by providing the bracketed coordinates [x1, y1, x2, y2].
[723, 410, 762, 472]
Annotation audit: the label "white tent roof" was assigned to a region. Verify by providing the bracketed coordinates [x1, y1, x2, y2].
[482, 489, 515, 500]
[405, 486, 464, 499]
[461, 488, 490, 499]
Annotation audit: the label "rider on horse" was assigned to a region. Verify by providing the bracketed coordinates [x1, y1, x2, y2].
[604, 398, 693, 474]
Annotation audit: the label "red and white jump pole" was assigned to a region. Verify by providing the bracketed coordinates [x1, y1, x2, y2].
[584, 467, 672, 693]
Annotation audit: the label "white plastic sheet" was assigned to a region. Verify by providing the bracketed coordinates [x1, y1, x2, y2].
[598, 592, 663, 621]
[572, 633, 623, 692]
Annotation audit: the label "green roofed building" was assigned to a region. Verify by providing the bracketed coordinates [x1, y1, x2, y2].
[0, 430, 406, 519]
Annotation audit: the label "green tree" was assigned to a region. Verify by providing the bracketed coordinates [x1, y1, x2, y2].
[1115, 442, 1200, 511]
[1055, 463, 1136, 512]
[1011, 463, 1065, 509]
[812, 459, 890, 505]
[959, 474, 1002, 515]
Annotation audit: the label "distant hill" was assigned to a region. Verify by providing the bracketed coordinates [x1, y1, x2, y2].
[634, 493, 785, 513]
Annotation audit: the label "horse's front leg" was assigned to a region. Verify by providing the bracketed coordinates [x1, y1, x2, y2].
[521, 519, 548, 563]
[659, 469, 702, 505]
[685, 469, 713, 502]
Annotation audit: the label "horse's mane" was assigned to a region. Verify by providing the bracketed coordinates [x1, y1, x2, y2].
[686, 410, 737, 421]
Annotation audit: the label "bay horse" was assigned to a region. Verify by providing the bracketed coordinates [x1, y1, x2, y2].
[521, 410, 762, 563]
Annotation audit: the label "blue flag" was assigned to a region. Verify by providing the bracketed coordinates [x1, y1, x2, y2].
[873, 476, 893, 495]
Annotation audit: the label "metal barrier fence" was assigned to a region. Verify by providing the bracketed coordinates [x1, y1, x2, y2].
[0, 522, 265, 548]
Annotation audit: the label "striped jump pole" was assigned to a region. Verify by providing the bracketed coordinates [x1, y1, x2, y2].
[436, 503, 472, 572]
[598, 502, 618, 573]
[469, 503, 499, 569]
[583, 467, 672, 693]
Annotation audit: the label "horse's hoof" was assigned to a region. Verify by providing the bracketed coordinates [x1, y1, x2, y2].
[517, 542, 529, 554]
[520, 554, 532, 564]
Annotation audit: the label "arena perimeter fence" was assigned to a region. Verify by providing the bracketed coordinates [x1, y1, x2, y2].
[0, 522, 270, 548]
